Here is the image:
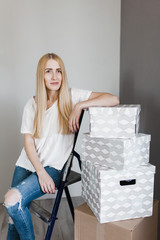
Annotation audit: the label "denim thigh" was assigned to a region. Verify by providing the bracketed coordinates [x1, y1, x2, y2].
[11, 166, 32, 188]
[11, 166, 63, 207]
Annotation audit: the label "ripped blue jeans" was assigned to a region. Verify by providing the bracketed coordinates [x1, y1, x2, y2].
[4, 166, 63, 240]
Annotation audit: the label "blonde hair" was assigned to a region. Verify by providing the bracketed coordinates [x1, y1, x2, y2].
[33, 53, 72, 138]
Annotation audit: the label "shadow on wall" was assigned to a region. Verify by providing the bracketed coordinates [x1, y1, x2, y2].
[119, 73, 136, 104]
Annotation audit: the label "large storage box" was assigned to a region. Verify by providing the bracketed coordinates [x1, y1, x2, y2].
[74, 200, 159, 240]
[82, 160, 155, 223]
[89, 105, 141, 138]
[82, 133, 151, 169]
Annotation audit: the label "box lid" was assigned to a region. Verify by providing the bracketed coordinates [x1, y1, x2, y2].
[83, 133, 151, 145]
[89, 105, 141, 115]
[87, 162, 156, 180]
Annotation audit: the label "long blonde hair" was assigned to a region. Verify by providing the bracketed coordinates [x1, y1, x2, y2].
[33, 53, 72, 138]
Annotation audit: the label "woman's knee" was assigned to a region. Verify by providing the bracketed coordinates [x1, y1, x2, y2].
[4, 188, 22, 208]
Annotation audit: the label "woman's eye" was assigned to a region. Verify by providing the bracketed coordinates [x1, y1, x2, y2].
[45, 70, 51, 73]
[57, 69, 62, 73]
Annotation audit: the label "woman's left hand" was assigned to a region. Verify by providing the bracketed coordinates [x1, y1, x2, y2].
[69, 103, 82, 133]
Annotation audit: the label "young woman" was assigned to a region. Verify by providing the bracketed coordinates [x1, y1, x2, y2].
[4, 53, 119, 240]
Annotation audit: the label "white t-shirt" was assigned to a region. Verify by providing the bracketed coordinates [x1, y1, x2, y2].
[16, 88, 92, 172]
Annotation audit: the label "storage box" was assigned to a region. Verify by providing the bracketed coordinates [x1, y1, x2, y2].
[82, 133, 151, 169]
[81, 160, 155, 223]
[89, 105, 141, 138]
[74, 200, 159, 240]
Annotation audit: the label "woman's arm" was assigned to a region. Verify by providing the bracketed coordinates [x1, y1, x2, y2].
[69, 92, 119, 133]
[24, 134, 55, 194]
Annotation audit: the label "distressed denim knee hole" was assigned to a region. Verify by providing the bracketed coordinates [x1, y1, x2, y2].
[4, 188, 22, 210]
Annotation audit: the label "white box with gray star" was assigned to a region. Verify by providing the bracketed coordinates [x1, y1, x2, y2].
[81, 160, 155, 223]
[89, 105, 141, 138]
[82, 133, 151, 170]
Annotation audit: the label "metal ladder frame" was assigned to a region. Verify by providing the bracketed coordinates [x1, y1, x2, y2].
[30, 110, 84, 240]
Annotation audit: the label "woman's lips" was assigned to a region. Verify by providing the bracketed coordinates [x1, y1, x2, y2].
[50, 82, 59, 85]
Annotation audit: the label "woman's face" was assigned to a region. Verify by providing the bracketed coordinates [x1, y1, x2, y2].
[44, 59, 62, 93]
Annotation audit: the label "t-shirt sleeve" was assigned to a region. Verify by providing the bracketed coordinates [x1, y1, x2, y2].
[71, 88, 92, 106]
[21, 98, 36, 134]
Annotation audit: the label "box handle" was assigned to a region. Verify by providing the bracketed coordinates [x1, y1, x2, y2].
[120, 179, 136, 186]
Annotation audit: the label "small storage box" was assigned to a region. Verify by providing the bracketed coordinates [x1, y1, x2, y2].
[89, 105, 141, 138]
[82, 133, 151, 169]
[81, 160, 155, 223]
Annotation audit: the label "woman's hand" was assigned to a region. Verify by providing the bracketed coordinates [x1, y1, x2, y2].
[68, 92, 119, 133]
[69, 102, 82, 133]
[37, 169, 55, 194]
[24, 134, 55, 194]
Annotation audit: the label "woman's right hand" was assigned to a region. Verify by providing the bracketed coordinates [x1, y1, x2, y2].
[37, 169, 55, 194]
[24, 134, 56, 194]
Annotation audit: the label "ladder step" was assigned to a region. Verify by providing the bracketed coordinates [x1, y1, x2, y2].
[30, 201, 52, 224]
[65, 171, 81, 186]
[30, 171, 81, 224]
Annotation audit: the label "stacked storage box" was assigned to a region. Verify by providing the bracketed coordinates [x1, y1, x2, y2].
[81, 105, 155, 223]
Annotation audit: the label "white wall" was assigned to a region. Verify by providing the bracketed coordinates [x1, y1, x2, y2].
[0, 0, 121, 202]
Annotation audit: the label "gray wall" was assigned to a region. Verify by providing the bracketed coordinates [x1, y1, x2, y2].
[0, 0, 121, 202]
[120, 0, 160, 237]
